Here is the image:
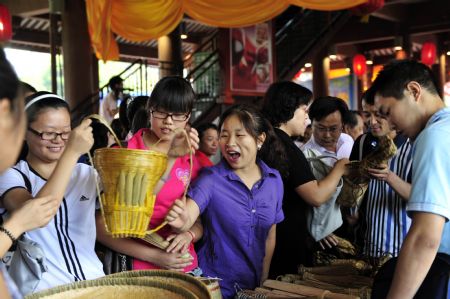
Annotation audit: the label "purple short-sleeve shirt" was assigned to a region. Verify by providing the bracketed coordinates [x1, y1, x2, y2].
[188, 160, 284, 298]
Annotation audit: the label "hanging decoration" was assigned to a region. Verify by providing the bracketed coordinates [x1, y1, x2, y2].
[353, 54, 367, 77]
[0, 4, 12, 42]
[86, 0, 368, 61]
[421, 41, 437, 66]
[350, 0, 384, 15]
[350, 0, 384, 23]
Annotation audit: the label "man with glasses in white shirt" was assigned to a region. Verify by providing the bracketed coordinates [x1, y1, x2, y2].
[302, 96, 353, 249]
[302, 96, 354, 163]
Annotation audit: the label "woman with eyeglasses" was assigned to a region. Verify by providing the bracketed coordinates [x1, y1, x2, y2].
[96, 76, 207, 273]
[0, 91, 104, 294]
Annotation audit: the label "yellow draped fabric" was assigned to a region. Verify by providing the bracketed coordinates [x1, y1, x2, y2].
[86, 0, 367, 61]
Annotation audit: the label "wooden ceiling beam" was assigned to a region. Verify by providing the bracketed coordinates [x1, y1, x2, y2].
[3, 0, 49, 17]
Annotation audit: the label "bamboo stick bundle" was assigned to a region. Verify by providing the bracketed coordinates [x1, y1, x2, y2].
[301, 273, 373, 289]
[292, 280, 371, 299]
[263, 280, 360, 299]
[263, 280, 330, 298]
[298, 264, 360, 276]
[255, 287, 310, 298]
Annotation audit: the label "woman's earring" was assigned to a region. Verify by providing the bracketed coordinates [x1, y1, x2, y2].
[257, 144, 262, 150]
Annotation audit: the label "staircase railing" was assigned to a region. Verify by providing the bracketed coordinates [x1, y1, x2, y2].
[184, 30, 221, 124]
[70, 58, 154, 125]
[277, 10, 351, 80]
[71, 30, 221, 125]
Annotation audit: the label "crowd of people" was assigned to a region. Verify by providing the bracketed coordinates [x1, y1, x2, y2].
[0, 45, 448, 299]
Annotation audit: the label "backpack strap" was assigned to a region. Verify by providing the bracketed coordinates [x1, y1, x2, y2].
[359, 133, 367, 161]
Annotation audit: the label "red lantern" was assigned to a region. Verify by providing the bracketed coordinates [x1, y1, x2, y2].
[0, 4, 12, 42]
[353, 54, 367, 77]
[350, 0, 385, 16]
[421, 42, 437, 66]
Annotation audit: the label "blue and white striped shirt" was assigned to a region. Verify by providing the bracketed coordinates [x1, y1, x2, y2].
[361, 137, 413, 257]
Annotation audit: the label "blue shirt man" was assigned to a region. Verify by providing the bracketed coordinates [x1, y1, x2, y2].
[372, 60, 449, 298]
[407, 108, 450, 255]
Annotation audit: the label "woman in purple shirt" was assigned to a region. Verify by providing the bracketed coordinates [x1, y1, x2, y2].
[166, 105, 284, 298]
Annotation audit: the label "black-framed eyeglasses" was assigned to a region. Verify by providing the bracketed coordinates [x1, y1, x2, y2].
[28, 127, 71, 141]
[313, 124, 342, 134]
[150, 110, 189, 122]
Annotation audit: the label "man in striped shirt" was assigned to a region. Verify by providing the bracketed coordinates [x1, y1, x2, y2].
[350, 89, 413, 260]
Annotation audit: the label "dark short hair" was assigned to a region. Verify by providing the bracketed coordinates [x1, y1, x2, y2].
[108, 76, 123, 89]
[0, 48, 20, 103]
[262, 81, 312, 128]
[371, 60, 440, 100]
[127, 96, 149, 125]
[345, 110, 362, 128]
[361, 86, 376, 105]
[196, 123, 218, 141]
[130, 108, 149, 134]
[147, 76, 195, 114]
[21, 81, 37, 94]
[25, 91, 70, 124]
[308, 96, 349, 124]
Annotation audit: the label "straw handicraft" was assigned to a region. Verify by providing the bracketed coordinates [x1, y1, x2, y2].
[25, 277, 198, 299]
[103, 270, 213, 299]
[337, 135, 397, 207]
[87, 114, 194, 239]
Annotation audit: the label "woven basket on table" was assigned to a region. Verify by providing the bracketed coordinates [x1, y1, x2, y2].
[104, 270, 214, 299]
[25, 277, 197, 299]
[94, 148, 168, 238]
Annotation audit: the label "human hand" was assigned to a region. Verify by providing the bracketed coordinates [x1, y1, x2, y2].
[152, 250, 194, 271]
[4, 195, 59, 237]
[66, 118, 94, 156]
[319, 233, 339, 250]
[168, 127, 199, 158]
[166, 232, 193, 254]
[335, 158, 350, 175]
[367, 163, 390, 181]
[165, 197, 189, 231]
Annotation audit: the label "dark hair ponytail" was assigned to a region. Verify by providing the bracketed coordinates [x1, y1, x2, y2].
[219, 104, 289, 177]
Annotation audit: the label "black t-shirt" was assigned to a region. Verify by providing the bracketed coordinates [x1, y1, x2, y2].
[270, 128, 316, 277]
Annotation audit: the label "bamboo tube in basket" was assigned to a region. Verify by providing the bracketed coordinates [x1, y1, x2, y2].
[87, 114, 168, 238]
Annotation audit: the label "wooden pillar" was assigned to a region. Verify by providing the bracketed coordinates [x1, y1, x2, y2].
[61, 0, 95, 113]
[432, 53, 446, 97]
[49, 13, 58, 94]
[158, 25, 183, 78]
[356, 75, 364, 110]
[312, 48, 329, 98]
[91, 53, 99, 113]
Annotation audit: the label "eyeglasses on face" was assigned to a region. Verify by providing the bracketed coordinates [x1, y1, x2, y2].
[313, 124, 342, 134]
[150, 110, 189, 122]
[28, 127, 71, 141]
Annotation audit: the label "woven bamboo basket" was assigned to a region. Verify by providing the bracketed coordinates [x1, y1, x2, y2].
[104, 270, 214, 299]
[25, 277, 197, 299]
[336, 161, 370, 208]
[94, 147, 168, 238]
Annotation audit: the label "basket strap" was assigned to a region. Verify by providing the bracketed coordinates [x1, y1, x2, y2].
[146, 128, 194, 236]
[85, 114, 123, 148]
[82, 114, 121, 236]
[306, 154, 338, 162]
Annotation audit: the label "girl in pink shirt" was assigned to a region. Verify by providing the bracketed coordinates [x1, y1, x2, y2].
[97, 76, 207, 272]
